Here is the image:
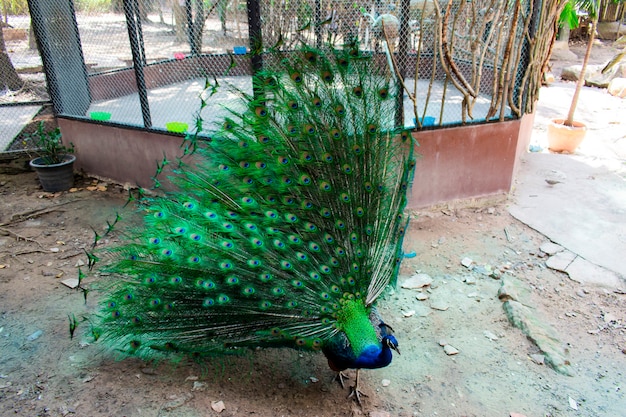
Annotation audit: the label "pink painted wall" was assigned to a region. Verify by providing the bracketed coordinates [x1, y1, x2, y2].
[407, 117, 528, 208]
[59, 114, 532, 208]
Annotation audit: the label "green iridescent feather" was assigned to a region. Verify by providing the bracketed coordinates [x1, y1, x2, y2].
[91, 42, 415, 361]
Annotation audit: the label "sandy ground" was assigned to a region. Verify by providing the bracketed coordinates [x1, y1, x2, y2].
[1, 33, 626, 417]
[0, 171, 624, 417]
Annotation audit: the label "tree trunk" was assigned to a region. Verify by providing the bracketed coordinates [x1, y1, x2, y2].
[172, 0, 186, 42]
[565, 17, 597, 126]
[558, 23, 570, 44]
[0, 24, 23, 91]
[29, 22, 37, 50]
[188, 0, 205, 55]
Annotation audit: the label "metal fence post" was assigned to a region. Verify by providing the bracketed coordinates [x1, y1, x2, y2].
[124, 0, 152, 128]
[395, 0, 411, 128]
[27, 0, 91, 116]
[247, 0, 263, 101]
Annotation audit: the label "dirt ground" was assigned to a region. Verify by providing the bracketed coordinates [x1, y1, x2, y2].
[0, 167, 624, 417]
[1, 22, 626, 417]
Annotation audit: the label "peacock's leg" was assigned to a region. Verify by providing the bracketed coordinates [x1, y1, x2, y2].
[332, 371, 350, 389]
[347, 369, 368, 405]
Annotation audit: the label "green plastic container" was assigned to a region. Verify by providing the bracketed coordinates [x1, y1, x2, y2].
[166, 122, 188, 133]
[90, 111, 111, 121]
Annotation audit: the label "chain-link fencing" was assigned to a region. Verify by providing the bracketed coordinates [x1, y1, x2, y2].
[1, 0, 562, 153]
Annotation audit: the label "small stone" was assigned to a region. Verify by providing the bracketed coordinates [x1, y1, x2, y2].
[487, 207, 495, 214]
[568, 397, 578, 410]
[163, 394, 194, 411]
[211, 400, 225, 413]
[443, 345, 459, 355]
[61, 278, 79, 289]
[608, 77, 626, 98]
[415, 293, 429, 301]
[510, 413, 528, 417]
[381, 379, 391, 387]
[140, 367, 157, 375]
[369, 411, 391, 417]
[545, 250, 577, 272]
[75, 259, 85, 267]
[50, 247, 60, 253]
[402, 310, 415, 318]
[26, 330, 43, 341]
[490, 270, 502, 280]
[603, 313, 618, 324]
[539, 241, 564, 255]
[464, 276, 477, 285]
[473, 264, 492, 276]
[461, 257, 473, 268]
[438, 339, 447, 346]
[430, 301, 449, 311]
[191, 381, 206, 391]
[185, 375, 199, 381]
[309, 376, 319, 383]
[81, 375, 96, 383]
[401, 273, 433, 289]
[529, 354, 545, 365]
[483, 330, 498, 341]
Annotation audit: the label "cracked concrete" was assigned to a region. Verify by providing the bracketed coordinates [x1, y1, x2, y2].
[509, 76, 626, 289]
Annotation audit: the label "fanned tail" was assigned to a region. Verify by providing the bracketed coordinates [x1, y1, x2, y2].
[91, 42, 415, 360]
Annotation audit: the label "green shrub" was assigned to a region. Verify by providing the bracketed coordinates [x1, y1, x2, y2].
[73, 0, 113, 14]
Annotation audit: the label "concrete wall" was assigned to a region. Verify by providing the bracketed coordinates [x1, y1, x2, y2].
[57, 119, 189, 189]
[58, 114, 533, 208]
[407, 114, 533, 208]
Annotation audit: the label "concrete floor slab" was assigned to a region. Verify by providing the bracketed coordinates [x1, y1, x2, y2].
[510, 152, 626, 282]
[565, 256, 623, 288]
[0, 105, 42, 151]
[86, 77, 502, 132]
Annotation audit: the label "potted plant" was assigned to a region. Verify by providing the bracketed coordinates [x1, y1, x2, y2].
[24, 122, 76, 192]
[547, 0, 599, 153]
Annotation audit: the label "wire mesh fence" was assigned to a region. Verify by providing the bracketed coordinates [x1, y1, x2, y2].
[1, 0, 562, 153]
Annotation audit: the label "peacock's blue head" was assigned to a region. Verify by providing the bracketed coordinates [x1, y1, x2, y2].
[383, 334, 400, 355]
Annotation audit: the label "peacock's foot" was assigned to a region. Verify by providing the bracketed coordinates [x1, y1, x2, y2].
[332, 371, 350, 389]
[347, 385, 368, 405]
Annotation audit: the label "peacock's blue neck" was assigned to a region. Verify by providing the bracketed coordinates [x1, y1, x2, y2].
[350, 336, 395, 369]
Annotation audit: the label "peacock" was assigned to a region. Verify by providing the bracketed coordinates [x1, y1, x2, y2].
[85, 40, 416, 403]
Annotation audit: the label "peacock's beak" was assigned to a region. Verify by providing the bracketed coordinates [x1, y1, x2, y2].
[392, 345, 400, 355]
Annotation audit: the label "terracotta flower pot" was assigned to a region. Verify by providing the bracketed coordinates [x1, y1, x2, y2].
[547, 119, 587, 153]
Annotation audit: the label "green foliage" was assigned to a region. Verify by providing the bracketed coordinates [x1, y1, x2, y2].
[558, 0, 604, 30]
[1, 0, 29, 15]
[23, 122, 74, 165]
[73, 0, 113, 13]
[560, 1, 580, 29]
[577, 0, 600, 18]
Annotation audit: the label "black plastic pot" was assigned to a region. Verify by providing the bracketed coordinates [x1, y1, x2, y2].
[29, 154, 76, 192]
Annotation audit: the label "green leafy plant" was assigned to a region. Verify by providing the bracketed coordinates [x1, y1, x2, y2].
[23, 122, 74, 165]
